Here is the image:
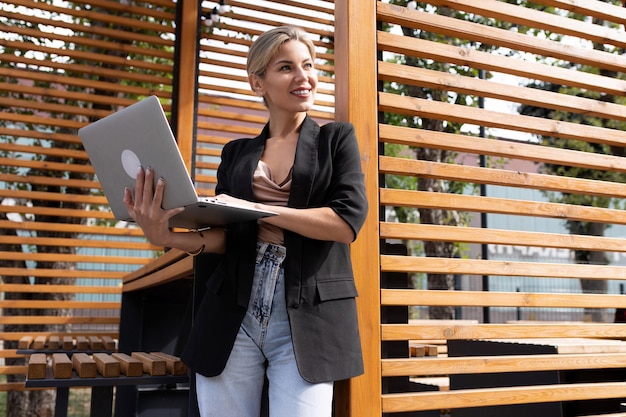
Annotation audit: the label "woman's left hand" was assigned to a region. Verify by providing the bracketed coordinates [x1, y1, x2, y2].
[123, 166, 184, 247]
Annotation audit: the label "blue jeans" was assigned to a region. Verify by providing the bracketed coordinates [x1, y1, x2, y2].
[196, 241, 333, 417]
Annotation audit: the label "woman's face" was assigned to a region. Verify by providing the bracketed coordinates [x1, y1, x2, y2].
[251, 40, 318, 115]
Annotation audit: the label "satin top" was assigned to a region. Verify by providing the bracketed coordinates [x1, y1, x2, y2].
[253, 160, 291, 245]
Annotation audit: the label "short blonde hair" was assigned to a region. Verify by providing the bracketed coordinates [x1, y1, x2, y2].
[247, 26, 316, 78]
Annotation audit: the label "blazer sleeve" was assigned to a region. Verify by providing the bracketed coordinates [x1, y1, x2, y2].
[323, 122, 368, 241]
[215, 140, 236, 196]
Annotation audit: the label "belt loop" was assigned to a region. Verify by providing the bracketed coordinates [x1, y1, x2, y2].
[256, 241, 269, 264]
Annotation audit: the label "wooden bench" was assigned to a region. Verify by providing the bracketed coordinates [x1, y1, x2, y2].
[26, 351, 188, 417]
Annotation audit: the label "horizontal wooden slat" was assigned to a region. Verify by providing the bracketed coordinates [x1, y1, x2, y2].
[381, 323, 626, 341]
[379, 93, 626, 149]
[0, 350, 20, 359]
[0, 284, 121, 294]
[0, 190, 107, 205]
[0, 204, 114, 220]
[0, 316, 119, 325]
[382, 382, 626, 413]
[0, 367, 27, 376]
[2, 251, 153, 265]
[540, 0, 626, 25]
[379, 156, 626, 198]
[381, 289, 626, 309]
[0, 155, 93, 174]
[1, 236, 155, 251]
[196, 120, 263, 137]
[0, 268, 128, 279]
[0, 141, 87, 160]
[382, 352, 626, 376]
[0, 332, 118, 342]
[381, 255, 626, 280]
[0, 382, 28, 391]
[380, 223, 626, 252]
[379, 124, 626, 172]
[378, 61, 626, 121]
[0, 220, 150, 238]
[380, 189, 626, 225]
[0, 300, 120, 309]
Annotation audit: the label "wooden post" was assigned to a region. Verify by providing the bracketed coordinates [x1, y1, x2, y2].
[334, 1, 381, 417]
[172, 0, 200, 175]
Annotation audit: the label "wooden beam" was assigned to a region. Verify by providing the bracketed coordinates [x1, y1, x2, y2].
[173, 0, 200, 175]
[334, 1, 380, 417]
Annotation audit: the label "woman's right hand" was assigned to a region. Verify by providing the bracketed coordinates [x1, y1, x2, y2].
[122, 166, 185, 247]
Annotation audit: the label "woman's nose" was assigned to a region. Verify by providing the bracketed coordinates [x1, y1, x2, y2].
[294, 66, 308, 81]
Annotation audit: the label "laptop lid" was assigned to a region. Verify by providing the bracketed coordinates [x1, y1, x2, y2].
[79, 96, 276, 229]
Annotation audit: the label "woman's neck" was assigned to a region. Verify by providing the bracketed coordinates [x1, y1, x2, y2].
[268, 111, 307, 138]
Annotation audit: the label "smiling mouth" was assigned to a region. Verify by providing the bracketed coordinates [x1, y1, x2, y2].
[291, 89, 311, 96]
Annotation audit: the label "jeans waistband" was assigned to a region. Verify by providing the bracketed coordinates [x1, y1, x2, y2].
[255, 241, 287, 265]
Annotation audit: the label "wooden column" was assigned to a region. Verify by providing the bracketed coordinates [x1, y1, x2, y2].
[334, 1, 381, 416]
[173, 0, 200, 174]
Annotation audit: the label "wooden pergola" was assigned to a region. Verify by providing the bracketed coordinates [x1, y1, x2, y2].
[4, 0, 626, 416]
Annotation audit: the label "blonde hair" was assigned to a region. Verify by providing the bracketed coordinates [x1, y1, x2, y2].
[247, 26, 316, 78]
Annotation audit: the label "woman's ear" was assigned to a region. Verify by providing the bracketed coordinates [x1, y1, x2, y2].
[248, 74, 264, 96]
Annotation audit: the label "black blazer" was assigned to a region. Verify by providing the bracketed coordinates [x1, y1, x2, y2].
[181, 116, 368, 383]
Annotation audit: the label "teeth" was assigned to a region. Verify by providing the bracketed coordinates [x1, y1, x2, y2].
[292, 90, 309, 95]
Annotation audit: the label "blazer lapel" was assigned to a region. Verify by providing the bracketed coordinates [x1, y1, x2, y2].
[289, 116, 319, 208]
[234, 124, 270, 201]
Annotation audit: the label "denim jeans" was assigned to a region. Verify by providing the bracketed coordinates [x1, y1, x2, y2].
[196, 241, 333, 417]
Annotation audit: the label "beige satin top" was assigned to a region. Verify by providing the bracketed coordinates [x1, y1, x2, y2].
[253, 160, 291, 245]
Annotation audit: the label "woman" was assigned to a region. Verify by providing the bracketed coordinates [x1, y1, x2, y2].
[123, 25, 368, 417]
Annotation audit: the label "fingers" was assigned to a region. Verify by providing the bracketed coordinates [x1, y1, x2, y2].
[124, 167, 155, 221]
[124, 167, 183, 221]
[152, 175, 165, 210]
[141, 167, 154, 208]
[123, 187, 135, 217]
[145, 169, 173, 217]
[135, 167, 162, 213]
[134, 166, 145, 207]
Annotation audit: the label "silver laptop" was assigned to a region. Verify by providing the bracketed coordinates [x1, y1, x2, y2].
[78, 95, 276, 229]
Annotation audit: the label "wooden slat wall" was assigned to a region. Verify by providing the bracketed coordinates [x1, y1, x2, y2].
[373, 0, 626, 414]
[0, 0, 175, 389]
